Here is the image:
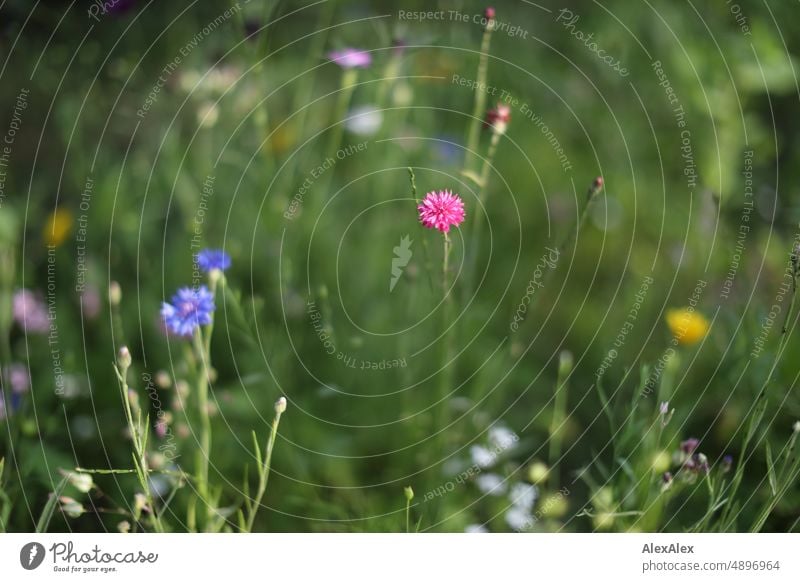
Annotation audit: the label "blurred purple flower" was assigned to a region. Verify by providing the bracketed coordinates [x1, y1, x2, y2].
[160, 286, 215, 337]
[680, 438, 699, 455]
[81, 284, 102, 320]
[13, 289, 49, 333]
[722, 454, 733, 472]
[4, 363, 29, 394]
[196, 249, 231, 273]
[328, 48, 371, 69]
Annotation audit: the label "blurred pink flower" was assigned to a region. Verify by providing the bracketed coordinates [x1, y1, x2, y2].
[13, 289, 49, 333]
[418, 190, 466, 234]
[328, 48, 371, 69]
[81, 284, 102, 320]
[484, 102, 511, 134]
[5, 363, 29, 394]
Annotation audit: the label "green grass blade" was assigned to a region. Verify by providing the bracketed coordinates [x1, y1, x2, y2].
[35, 475, 69, 533]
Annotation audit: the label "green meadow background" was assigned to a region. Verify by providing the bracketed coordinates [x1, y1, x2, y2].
[0, 0, 799, 532]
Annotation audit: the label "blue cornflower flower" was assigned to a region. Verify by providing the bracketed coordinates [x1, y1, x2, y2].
[160, 286, 215, 337]
[196, 249, 231, 273]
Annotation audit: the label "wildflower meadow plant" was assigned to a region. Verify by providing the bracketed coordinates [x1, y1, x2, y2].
[47, 249, 290, 533]
[415, 185, 466, 453]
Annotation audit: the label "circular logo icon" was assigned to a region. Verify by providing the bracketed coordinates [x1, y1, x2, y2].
[20, 542, 46, 570]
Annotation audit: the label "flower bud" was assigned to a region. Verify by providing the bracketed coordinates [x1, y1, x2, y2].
[109, 281, 122, 306]
[118, 346, 132, 369]
[404, 486, 414, 501]
[558, 350, 574, 377]
[60, 496, 85, 519]
[527, 461, 550, 484]
[127, 389, 139, 409]
[275, 396, 287, 414]
[484, 103, 511, 135]
[155, 370, 171, 389]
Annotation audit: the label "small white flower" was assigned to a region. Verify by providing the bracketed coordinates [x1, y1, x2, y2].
[470, 445, 495, 468]
[509, 482, 538, 511]
[465, 523, 489, 533]
[488, 425, 518, 451]
[197, 101, 219, 128]
[475, 473, 507, 496]
[504, 506, 532, 531]
[345, 105, 383, 136]
[61, 470, 93, 494]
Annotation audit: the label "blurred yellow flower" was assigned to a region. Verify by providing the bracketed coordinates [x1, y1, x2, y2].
[43, 209, 73, 247]
[666, 308, 709, 345]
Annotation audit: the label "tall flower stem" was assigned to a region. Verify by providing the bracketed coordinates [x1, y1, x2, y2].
[311, 68, 358, 218]
[244, 398, 286, 532]
[549, 351, 573, 489]
[114, 349, 164, 533]
[193, 275, 219, 530]
[439, 232, 454, 448]
[408, 168, 435, 294]
[464, 20, 495, 172]
[464, 130, 502, 296]
[327, 69, 358, 160]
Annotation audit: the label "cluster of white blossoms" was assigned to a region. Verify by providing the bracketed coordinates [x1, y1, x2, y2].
[462, 425, 540, 532]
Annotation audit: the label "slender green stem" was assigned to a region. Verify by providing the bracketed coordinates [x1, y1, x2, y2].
[408, 168, 435, 294]
[438, 233, 454, 449]
[193, 274, 218, 529]
[512, 180, 602, 336]
[193, 329, 212, 514]
[549, 351, 572, 488]
[114, 360, 164, 533]
[464, 24, 494, 172]
[310, 68, 358, 218]
[443, 232, 451, 296]
[328, 69, 358, 156]
[245, 405, 285, 532]
[465, 131, 502, 297]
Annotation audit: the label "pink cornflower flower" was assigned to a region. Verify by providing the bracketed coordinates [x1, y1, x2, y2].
[418, 190, 465, 234]
[328, 48, 371, 69]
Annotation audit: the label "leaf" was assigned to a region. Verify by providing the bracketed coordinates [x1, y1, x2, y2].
[36, 475, 69, 533]
[766, 441, 777, 496]
[252, 430, 262, 469]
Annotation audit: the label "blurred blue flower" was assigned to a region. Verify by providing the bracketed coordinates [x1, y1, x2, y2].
[161, 286, 215, 337]
[196, 249, 231, 273]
